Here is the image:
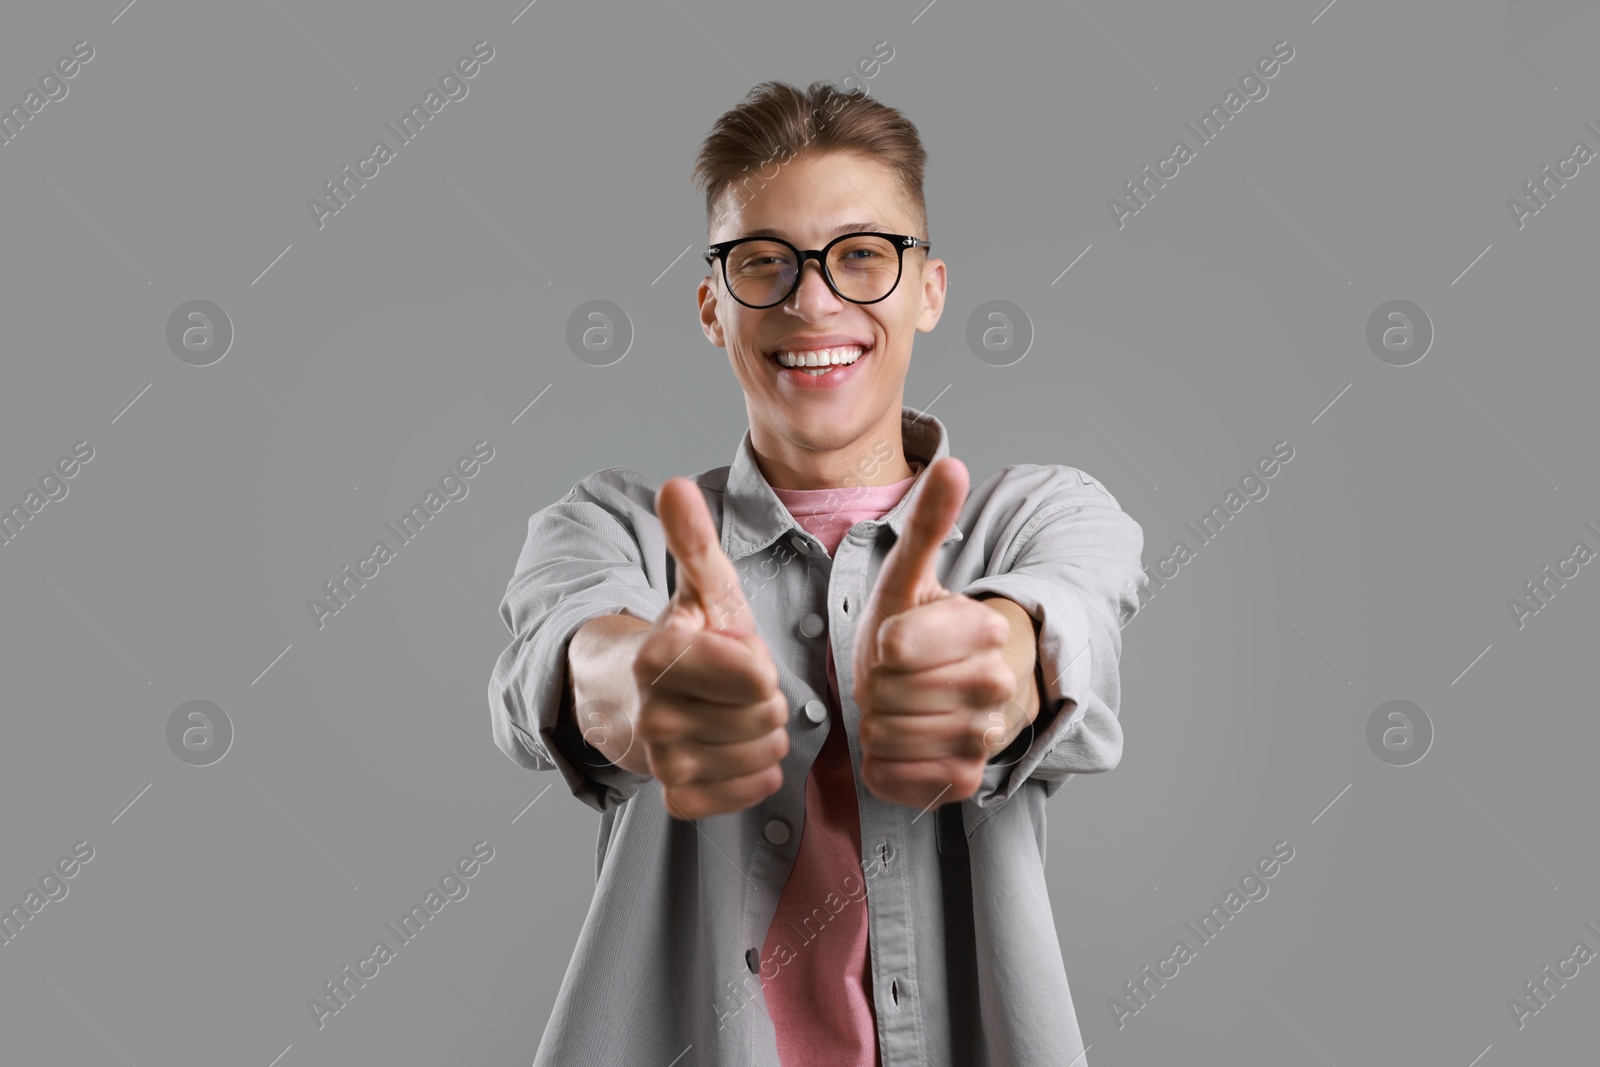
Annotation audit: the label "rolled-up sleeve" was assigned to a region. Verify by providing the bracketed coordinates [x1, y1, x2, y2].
[486, 470, 669, 812]
[958, 465, 1144, 810]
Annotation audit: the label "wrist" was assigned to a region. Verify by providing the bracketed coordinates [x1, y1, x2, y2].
[974, 594, 1042, 725]
[566, 614, 652, 776]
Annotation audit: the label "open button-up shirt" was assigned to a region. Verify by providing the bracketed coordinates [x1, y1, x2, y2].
[486, 406, 1145, 1066]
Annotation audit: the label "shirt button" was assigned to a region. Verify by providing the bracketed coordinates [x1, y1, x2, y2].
[799, 612, 825, 638]
[746, 947, 760, 973]
[803, 699, 827, 725]
[764, 818, 792, 845]
[789, 534, 810, 554]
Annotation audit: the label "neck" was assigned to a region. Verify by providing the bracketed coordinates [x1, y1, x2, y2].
[749, 407, 916, 491]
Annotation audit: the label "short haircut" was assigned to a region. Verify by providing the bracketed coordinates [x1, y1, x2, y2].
[691, 80, 929, 240]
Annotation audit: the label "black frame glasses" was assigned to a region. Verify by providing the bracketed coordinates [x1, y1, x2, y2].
[704, 231, 930, 309]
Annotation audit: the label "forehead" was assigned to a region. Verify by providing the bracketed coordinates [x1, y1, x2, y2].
[734, 220, 891, 243]
[709, 151, 915, 242]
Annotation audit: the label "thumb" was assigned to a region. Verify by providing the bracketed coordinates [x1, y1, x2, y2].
[656, 476, 756, 636]
[870, 456, 968, 621]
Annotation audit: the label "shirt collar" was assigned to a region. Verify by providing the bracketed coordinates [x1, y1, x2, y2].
[720, 405, 964, 563]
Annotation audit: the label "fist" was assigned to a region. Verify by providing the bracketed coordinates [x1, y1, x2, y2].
[850, 457, 1028, 810]
[633, 476, 789, 820]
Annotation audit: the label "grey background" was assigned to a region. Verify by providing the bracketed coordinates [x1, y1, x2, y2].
[1, 0, 1595, 1063]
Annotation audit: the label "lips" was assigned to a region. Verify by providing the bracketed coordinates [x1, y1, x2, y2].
[767, 334, 873, 372]
[764, 344, 873, 390]
[767, 333, 872, 357]
[769, 345, 866, 369]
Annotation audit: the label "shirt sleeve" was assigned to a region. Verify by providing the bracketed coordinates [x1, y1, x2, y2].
[957, 464, 1144, 812]
[485, 469, 670, 813]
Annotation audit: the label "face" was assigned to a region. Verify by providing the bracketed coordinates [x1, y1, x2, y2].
[696, 150, 947, 488]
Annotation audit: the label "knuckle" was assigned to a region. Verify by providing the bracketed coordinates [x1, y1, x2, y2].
[729, 704, 763, 741]
[970, 663, 1012, 705]
[882, 629, 914, 668]
[750, 641, 781, 691]
[863, 673, 890, 709]
[752, 660, 780, 697]
[634, 707, 670, 745]
[972, 716, 1003, 757]
[654, 746, 695, 786]
[934, 764, 972, 796]
[858, 715, 879, 747]
[649, 751, 677, 786]
[662, 785, 699, 820]
[952, 762, 985, 797]
[634, 641, 671, 683]
[864, 716, 894, 752]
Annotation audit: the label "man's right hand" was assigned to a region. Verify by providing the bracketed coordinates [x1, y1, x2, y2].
[633, 476, 789, 820]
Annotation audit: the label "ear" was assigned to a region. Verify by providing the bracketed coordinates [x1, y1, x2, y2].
[697, 274, 727, 348]
[915, 254, 947, 334]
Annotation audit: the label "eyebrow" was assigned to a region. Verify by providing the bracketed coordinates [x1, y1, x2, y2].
[737, 221, 884, 241]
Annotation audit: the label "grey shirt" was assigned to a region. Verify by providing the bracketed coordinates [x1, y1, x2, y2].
[486, 405, 1145, 1066]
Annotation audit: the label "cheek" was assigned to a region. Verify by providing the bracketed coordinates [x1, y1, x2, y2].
[893, 283, 926, 324]
[871, 306, 912, 357]
[728, 341, 771, 387]
[729, 344, 757, 377]
[728, 306, 765, 347]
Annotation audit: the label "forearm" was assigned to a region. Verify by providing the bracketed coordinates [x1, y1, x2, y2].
[565, 613, 654, 776]
[975, 594, 1043, 732]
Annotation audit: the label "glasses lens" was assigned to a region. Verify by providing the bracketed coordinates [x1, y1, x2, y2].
[725, 240, 798, 307]
[826, 234, 901, 302]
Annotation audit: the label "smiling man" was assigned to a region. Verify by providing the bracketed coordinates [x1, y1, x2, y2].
[487, 81, 1145, 1067]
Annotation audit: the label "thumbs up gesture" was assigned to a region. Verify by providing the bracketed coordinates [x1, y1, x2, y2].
[850, 457, 1026, 810]
[632, 477, 790, 821]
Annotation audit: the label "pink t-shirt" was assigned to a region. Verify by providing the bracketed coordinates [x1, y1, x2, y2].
[761, 462, 922, 1067]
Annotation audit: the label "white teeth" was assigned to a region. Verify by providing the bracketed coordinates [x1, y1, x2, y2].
[774, 345, 865, 368]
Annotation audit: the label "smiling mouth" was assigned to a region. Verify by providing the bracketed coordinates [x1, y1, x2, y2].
[767, 344, 870, 376]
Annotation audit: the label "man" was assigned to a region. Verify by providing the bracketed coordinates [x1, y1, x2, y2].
[487, 80, 1144, 1066]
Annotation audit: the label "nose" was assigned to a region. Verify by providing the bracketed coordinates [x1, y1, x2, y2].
[785, 257, 844, 317]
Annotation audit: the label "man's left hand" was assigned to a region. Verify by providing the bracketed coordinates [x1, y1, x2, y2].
[851, 456, 1033, 810]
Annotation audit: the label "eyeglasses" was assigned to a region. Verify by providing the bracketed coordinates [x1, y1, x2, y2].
[704, 231, 930, 309]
